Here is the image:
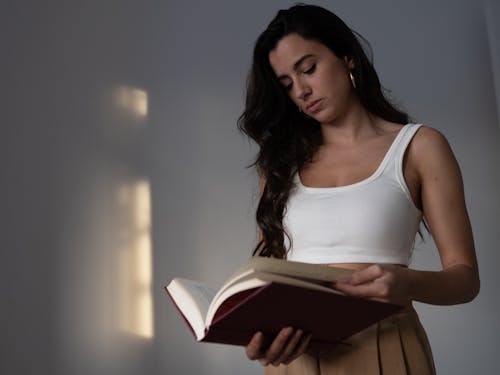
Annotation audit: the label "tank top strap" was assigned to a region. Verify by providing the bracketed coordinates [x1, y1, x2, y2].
[380, 123, 423, 179]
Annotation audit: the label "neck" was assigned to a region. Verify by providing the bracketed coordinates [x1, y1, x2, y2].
[319, 97, 382, 145]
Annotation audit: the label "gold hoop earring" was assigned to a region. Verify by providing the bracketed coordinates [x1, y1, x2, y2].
[349, 71, 356, 89]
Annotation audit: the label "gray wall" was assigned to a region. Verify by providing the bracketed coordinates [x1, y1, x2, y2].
[2, 1, 499, 374]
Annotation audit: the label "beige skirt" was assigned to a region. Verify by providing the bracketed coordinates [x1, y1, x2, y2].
[265, 306, 435, 375]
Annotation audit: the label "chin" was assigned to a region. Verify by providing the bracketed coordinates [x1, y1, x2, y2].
[313, 110, 336, 124]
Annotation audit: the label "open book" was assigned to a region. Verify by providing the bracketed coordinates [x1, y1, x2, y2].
[165, 257, 403, 347]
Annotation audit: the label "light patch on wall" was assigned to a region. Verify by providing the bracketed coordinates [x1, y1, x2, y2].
[116, 179, 154, 338]
[113, 85, 148, 120]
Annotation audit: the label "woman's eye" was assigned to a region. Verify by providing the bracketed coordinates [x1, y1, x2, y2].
[284, 84, 292, 92]
[304, 64, 316, 75]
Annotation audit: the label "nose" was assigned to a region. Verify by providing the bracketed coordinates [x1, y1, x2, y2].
[294, 79, 311, 101]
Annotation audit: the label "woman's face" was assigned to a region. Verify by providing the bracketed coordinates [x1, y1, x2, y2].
[268, 33, 355, 124]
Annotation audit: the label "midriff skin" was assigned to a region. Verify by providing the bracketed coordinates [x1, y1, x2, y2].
[329, 262, 371, 270]
[327, 262, 407, 270]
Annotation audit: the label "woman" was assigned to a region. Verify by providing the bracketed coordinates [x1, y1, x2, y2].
[237, 4, 480, 375]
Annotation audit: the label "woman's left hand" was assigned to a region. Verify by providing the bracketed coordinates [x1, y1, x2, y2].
[331, 264, 412, 305]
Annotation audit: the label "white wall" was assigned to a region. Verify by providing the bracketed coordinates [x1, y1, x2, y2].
[485, 0, 500, 123]
[2, 1, 499, 374]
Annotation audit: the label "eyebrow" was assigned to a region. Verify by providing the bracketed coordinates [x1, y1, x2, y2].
[276, 54, 316, 81]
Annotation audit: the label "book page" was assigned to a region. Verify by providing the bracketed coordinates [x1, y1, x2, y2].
[167, 278, 217, 340]
[216, 257, 353, 301]
[206, 277, 268, 326]
[248, 257, 353, 282]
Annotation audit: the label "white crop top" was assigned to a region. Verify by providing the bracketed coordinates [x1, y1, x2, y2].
[284, 123, 423, 265]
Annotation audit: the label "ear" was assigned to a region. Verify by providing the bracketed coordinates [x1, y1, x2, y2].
[343, 56, 355, 70]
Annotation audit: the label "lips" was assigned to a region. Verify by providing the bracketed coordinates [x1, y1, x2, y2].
[306, 99, 323, 113]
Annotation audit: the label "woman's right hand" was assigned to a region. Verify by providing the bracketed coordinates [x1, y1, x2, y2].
[245, 327, 312, 367]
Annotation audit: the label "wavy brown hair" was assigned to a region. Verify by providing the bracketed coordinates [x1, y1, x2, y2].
[238, 4, 413, 258]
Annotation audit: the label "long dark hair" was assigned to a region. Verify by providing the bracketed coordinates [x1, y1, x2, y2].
[238, 4, 412, 258]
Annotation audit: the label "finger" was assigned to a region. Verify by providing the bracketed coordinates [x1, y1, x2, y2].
[333, 281, 388, 300]
[340, 265, 384, 286]
[271, 329, 303, 366]
[285, 333, 312, 364]
[245, 332, 264, 360]
[260, 327, 293, 366]
[333, 275, 352, 284]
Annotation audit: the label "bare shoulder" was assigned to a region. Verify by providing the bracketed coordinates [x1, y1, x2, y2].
[409, 125, 461, 179]
[410, 125, 450, 149]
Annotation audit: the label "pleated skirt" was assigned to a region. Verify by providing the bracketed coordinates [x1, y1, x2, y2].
[265, 306, 435, 375]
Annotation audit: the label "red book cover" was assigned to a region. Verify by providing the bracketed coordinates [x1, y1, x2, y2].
[166, 281, 403, 347]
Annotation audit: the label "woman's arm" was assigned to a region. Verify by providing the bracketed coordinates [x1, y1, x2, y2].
[334, 126, 480, 305]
